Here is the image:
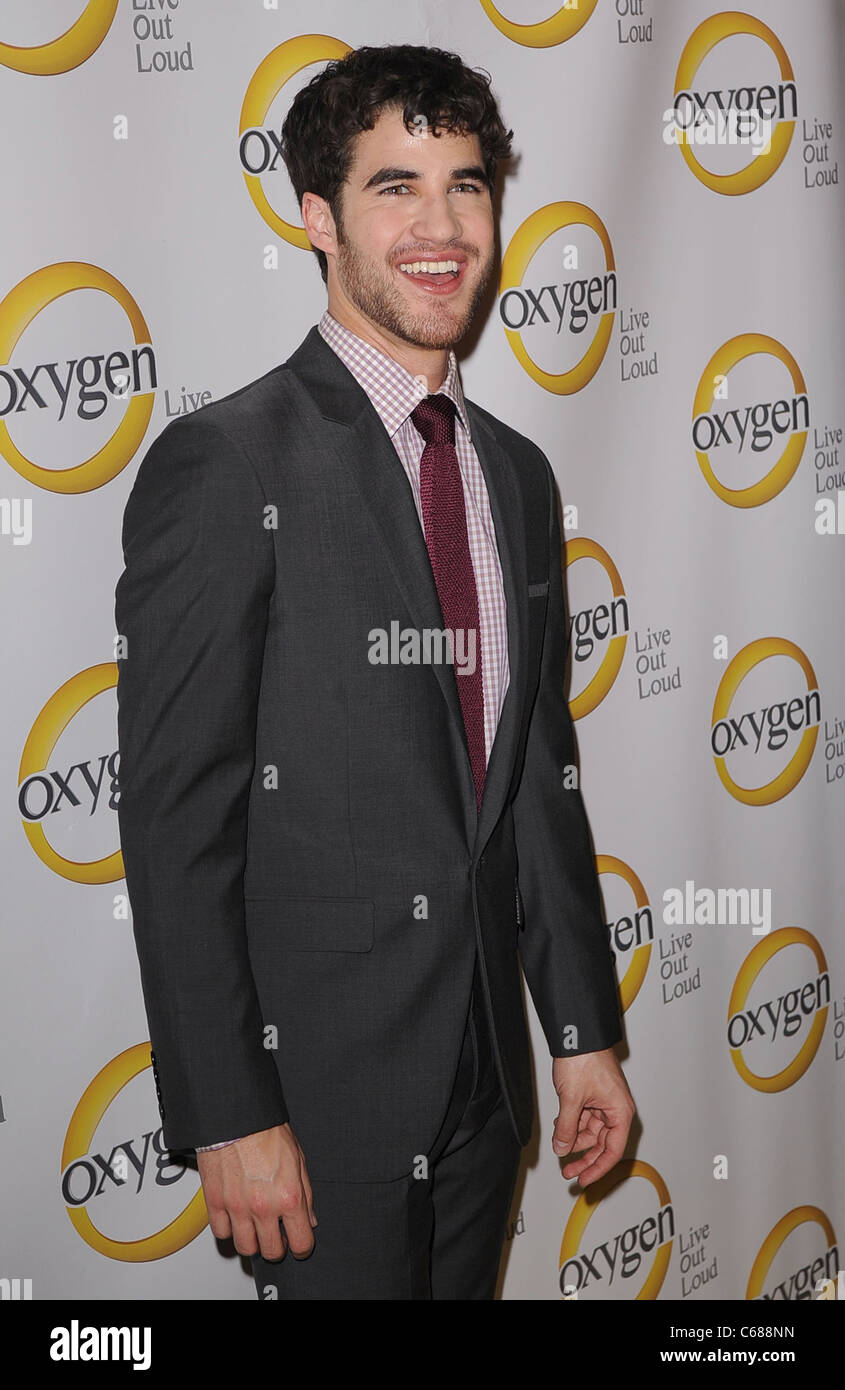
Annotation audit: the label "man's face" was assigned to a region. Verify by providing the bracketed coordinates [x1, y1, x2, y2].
[329, 105, 496, 351]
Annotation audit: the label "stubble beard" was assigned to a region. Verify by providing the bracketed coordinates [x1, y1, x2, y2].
[334, 228, 495, 351]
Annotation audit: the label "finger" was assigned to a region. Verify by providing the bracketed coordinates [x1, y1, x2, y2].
[574, 1146, 617, 1186]
[552, 1095, 585, 1155]
[230, 1214, 259, 1258]
[560, 1132, 602, 1170]
[279, 1187, 316, 1259]
[254, 1212, 287, 1263]
[573, 1117, 630, 1186]
[560, 1117, 608, 1172]
[561, 1115, 608, 1170]
[205, 1205, 233, 1242]
[554, 1104, 604, 1158]
[568, 1111, 606, 1150]
[562, 1132, 608, 1180]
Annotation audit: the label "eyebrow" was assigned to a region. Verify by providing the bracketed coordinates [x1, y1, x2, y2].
[362, 165, 488, 190]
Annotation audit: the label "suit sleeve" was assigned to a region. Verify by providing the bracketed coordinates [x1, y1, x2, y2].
[513, 451, 623, 1059]
[114, 415, 289, 1152]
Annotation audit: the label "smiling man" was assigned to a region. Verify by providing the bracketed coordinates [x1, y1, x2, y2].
[115, 44, 634, 1302]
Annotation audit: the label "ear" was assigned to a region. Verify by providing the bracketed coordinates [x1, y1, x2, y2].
[302, 191, 338, 258]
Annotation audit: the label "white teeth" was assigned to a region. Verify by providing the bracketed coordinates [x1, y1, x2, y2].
[398, 260, 460, 275]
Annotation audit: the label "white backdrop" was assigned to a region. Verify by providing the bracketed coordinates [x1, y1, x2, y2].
[1, 0, 843, 1301]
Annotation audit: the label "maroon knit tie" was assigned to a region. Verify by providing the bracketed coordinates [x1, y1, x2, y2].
[411, 394, 486, 811]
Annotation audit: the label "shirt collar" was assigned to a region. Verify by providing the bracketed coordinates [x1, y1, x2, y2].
[318, 309, 471, 442]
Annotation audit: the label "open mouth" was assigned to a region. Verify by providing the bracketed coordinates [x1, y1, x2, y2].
[395, 258, 467, 294]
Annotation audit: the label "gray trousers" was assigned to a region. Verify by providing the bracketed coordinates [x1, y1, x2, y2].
[252, 958, 523, 1300]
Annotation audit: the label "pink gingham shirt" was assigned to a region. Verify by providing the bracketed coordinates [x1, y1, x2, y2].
[196, 309, 510, 1152]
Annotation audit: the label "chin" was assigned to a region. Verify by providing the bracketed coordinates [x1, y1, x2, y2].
[399, 323, 465, 351]
[402, 303, 473, 347]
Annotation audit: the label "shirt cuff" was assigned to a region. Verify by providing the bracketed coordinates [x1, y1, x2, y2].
[196, 1138, 241, 1151]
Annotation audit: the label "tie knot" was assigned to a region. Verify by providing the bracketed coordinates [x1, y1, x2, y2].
[411, 393, 457, 447]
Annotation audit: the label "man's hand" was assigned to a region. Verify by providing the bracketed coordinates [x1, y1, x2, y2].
[196, 1123, 317, 1261]
[551, 1048, 635, 1188]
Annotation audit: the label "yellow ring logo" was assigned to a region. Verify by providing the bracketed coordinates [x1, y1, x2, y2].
[480, 0, 598, 48]
[0, 1, 118, 75]
[711, 638, 819, 805]
[597, 856, 651, 1012]
[500, 203, 615, 394]
[565, 536, 627, 719]
[560, 1160, 673, 1300]
[0, 262, 154, 493]
[673, 12, 796, 195]
[62, 1043, 208, 1262]
[693, 335, 807, 507]
[747, 1206, 836, 1300]
[240, 35, 352, 247]
[19, 663, 124, 884]
[729, 928, 828, 1092]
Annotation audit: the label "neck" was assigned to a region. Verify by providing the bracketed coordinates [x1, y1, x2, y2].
[325, 288, 450, 393]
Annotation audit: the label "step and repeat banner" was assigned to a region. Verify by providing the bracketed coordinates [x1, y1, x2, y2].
[1, 1, 843, 1302]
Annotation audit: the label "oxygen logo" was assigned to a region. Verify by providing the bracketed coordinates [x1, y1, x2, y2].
[673, 12, 797, 194]
[0, 1, 117, 75]
[728, 928, 829, 1093]
[0, 263, 155, 493]
[711, 639, 820, 805]
[747, 1206, 838, 1300]
[693, 335, 808, 507]
[599, 856, 653, 1012]
[499, 203, 616, 394]
[239, 35, 352, 247]
[559, 1160, 674, 1300]
[62, 1044, 207, 1261]
[18, 664, 123, 884]
[565, 537, 628, 718]
[479, 0, 598, 48]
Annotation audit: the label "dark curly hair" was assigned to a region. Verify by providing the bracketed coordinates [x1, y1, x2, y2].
[281, 44, 514, 283]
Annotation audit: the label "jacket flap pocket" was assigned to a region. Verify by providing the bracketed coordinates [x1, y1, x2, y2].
[244, 896, 374, 952]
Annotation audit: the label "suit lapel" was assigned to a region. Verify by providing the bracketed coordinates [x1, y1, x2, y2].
[284, 327, 529, 855]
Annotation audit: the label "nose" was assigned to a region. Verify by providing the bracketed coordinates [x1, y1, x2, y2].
[407, 189, 462, 247]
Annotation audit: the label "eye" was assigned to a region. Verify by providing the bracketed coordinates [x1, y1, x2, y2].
[378, 181, 485, 196]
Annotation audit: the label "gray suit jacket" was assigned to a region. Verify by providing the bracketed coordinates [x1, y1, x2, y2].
[114, 324, 623, 1183]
